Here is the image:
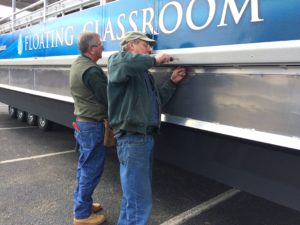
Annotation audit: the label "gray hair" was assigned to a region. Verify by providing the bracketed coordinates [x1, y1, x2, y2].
[121, 39, 139, 52]
[78, 32, 100, 53]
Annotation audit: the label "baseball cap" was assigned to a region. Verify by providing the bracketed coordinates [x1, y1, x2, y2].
[121, 31, 156, 46]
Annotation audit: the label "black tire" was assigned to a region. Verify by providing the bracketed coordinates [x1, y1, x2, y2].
[17, 110, 27, 122]
[27, 113, 37, 126]
[37, 116, 53, 131]
[8, 106, 17, 118]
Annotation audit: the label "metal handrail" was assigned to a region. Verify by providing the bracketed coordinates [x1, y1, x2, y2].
[0, 0, 103, 34]
[0, 0, 44, 24]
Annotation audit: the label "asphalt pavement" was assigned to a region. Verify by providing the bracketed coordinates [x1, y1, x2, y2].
[1, 102, 300, 225]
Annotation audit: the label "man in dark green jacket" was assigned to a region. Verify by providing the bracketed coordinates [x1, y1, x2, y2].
[107, 31, 186, 225]
[70, 32, 107, 225]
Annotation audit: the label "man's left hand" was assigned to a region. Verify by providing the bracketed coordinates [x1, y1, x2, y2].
[171, 67, 187, 84]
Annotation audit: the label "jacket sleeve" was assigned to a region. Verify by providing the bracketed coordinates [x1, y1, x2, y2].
[82, 67, 108, 108]
[157, 79, 177, 107]
[108, 52, 156, 83]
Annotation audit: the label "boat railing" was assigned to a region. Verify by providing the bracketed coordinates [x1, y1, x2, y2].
[0, 0, 110, 34]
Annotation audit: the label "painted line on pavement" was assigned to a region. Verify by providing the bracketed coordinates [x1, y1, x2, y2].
[0, 126, 37, 131]
[0, 150, 75, 165]
[160, 188, 240, 225]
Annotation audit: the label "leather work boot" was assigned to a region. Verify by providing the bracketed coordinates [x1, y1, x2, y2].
[92, 203, 103, 213]
[74, 213, 105, 225]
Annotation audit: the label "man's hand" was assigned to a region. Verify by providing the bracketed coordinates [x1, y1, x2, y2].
[155, 53, 173, 65]
[170, 67, 187, 84]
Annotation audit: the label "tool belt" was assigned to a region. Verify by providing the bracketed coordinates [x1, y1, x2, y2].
[104, 119, 116, 147]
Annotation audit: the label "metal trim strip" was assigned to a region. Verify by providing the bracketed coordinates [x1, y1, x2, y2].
[161, 114, 300, 151]
[0, 40, 300, 65]
[0, 84, 74, 103]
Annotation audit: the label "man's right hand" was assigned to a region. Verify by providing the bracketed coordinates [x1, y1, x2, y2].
[155, 53, 173, 65]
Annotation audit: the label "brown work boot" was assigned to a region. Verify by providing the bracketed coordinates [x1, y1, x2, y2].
[92, 203, 103, 213]
[74, 213, 105, 225]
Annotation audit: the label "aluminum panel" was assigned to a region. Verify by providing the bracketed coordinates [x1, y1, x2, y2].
[153, 66, 300, 138]
[9, 67, 34, 89]
[34, 68, 70, 96]
[0, 68, 9, 84]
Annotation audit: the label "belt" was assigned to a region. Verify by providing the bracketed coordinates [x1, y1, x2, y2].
[118, 126, 158, 137]
[146, 126, 158, 135]
[76, 116, 99, 122]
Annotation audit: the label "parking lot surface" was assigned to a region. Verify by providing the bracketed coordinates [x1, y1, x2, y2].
[1, 102, 300, 225]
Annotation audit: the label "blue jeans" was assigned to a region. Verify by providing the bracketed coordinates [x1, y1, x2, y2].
[116, 134, 154, 225]
[73, 121, 106, 219]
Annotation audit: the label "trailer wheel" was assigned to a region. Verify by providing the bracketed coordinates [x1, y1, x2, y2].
[17, 110, 27, 122]
[8, 106, 17, 118]
[27, 113, 37, 126]
[38, 116, 52, 131]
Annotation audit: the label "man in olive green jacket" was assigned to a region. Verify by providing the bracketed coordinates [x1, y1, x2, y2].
[107, 31, 186, 225]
